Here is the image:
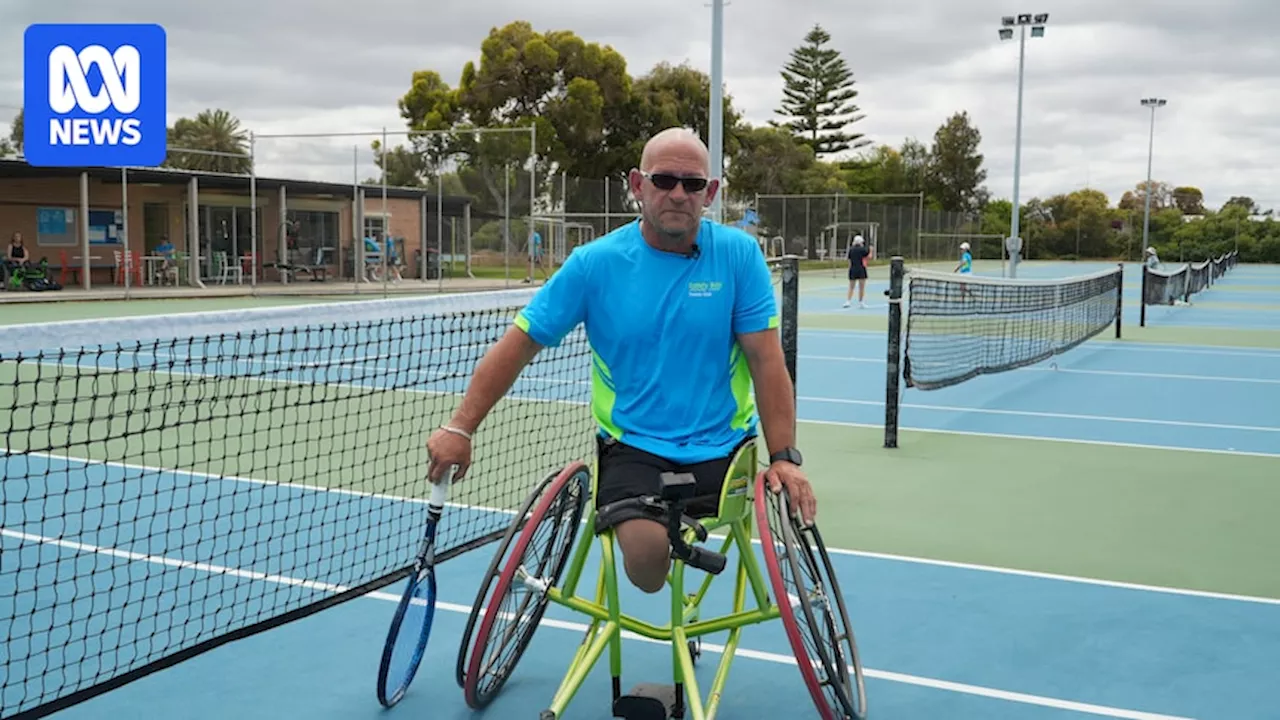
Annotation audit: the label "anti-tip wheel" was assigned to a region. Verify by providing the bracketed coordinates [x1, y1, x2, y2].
[539, 711, 556, 720]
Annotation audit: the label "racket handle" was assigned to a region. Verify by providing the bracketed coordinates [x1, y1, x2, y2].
[429, 465, 456, 510]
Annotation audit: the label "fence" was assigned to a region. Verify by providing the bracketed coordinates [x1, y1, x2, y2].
[753, 193, 982, 265]
[251, 127, 538, 292]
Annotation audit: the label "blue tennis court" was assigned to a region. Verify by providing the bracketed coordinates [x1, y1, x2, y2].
[3, 264, 1278, 720]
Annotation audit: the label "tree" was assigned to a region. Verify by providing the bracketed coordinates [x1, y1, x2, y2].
[1172, 186, 1205, 215]
[1222, 196, 1259, 214]
[774, 24, 868, 157]
[927, 111, 987, 212]
[395, 22, 635, 216]
[368, 141, 432, 187]
[724, 125, 821, 200]
[630, 61, 744, 169]
[2, 108, 23, 157]
[165, 109, 251, 173]
[843, 138, 931, 196]
[1118, 181, 1173, 212]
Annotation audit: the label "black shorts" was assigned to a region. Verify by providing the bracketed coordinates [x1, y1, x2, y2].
[593, 435, 749, 534]
[848, 265, 868, 280]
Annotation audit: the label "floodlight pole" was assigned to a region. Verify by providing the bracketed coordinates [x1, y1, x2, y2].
[999, 13, 1048, 278]
[709, 0, 725, 224]
[1140, 98, 1167, 258]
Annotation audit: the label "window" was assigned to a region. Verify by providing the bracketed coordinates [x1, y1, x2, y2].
[363, 214, 386, 240]
[288, 210, 339, 264]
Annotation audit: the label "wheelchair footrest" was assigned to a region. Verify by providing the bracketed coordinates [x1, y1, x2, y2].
[613, 683, 681, 719]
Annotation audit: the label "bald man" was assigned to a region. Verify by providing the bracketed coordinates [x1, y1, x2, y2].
[425, 127, 814, 594]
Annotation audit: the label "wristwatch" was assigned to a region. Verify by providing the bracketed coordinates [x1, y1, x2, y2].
[769, 447, 803, 467]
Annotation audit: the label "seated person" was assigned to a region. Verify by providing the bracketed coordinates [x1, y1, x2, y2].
[424, 127, 816, 594]
[4, 232, 30, 287]
[154, 237, 179, 285]
[364, 234, 402, 281]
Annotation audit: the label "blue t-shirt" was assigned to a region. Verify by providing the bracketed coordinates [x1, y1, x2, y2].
[515, 219, 779, 464]
[959, 251, 972, 274]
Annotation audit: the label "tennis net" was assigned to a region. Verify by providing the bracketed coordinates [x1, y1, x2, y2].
[883, 261, 1123, 446]
[1, 258, 803, 719]
[1139, 250, 1240, 326]
[1143, 263, 1189, 307]
[0, 290, 598, 719]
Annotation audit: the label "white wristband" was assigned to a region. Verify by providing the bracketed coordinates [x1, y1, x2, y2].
[440, 425, 473, 441]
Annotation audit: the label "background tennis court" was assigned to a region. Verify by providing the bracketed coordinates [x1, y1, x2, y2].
[2, 259, 1277, 720]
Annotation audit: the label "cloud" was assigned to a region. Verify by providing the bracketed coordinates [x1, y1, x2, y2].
[1, 0, 1277, 210]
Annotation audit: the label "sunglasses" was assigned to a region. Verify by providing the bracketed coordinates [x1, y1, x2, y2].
[642, 172, 709, 193]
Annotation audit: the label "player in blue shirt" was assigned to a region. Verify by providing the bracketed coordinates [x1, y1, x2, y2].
[426, 128, 814, 594]
[954, 241, 972, 274]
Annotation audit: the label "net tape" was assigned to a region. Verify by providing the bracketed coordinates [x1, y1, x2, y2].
[0, 290, 596, 718]
[901, 266, 1123, 391]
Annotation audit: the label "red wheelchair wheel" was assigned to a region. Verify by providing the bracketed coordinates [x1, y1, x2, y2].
[756, 478, 867, 719]
[462, 462, 589, 709]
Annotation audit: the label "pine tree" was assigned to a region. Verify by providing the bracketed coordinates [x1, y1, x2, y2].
[775, 25, 868, 157]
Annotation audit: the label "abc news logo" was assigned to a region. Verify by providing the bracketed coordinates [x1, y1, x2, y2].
[48, 44, 144, 147]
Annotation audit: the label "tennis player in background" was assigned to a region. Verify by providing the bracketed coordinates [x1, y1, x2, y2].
[1144, 246, 1161, 268]
[425, 127, 816, 595]
[842, 234, 872, 308]
[954, 241, 973, 274]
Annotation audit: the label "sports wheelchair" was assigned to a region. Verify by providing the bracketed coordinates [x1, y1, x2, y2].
[454, 440, 867, 719]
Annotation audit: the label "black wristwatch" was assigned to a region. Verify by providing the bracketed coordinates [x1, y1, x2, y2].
[769, 447, 803, 467]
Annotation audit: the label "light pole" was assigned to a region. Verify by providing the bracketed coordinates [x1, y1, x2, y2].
[708, 0, 726, 224]
[1140, 97, 1167, 260]
[999, 12, 1048, 277]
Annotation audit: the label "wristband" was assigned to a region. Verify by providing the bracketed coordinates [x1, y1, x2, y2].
[440, 425, 473, 441]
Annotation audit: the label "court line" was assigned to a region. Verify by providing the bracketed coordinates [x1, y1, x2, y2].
[0, 527, 1195, 720]
[801, 396, 1280, 434]
[800, 354, 1280, 385]
[800, 416, 1280, 460]
[8, 446, 1280, 607]
[799, 329, 1280, 358]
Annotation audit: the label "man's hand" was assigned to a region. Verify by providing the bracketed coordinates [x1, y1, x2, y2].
[426, 426, 472, 482]
[761, 460, 816, 526]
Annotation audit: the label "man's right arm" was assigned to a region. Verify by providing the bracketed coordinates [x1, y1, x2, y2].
[447, 326, 543, 434]
[447, 249, 591, 435]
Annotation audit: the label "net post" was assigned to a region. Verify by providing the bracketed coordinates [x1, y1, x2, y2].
[883, 256, 905, 449]
[1139, 264, 1148, 327]
[1115, 262, 1123, 339]
[779, 254, 800, 409]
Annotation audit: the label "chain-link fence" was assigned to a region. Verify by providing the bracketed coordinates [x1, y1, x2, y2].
[753, 193, 982, 265]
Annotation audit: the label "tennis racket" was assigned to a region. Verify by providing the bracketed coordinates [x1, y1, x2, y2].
[376, 464, 455, 707]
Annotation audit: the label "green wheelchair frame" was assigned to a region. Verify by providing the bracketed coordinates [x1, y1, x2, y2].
[456, 440, 867, 720]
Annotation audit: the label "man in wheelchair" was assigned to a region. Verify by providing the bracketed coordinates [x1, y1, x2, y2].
[426, 126, 816, 595]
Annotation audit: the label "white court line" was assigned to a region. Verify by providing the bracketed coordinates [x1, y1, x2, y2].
[802, 416, 1280, 460]
[800, 354, 1280, 385]
[7, 447, 1280, 606]
[800, 396, 1280, 434]
[0, 527, 1196, 720]
[798, 328, 1280, 359]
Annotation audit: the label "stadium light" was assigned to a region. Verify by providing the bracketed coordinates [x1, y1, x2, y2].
[998, 11, 1049, 277]
[1140, 97, 1168, 257]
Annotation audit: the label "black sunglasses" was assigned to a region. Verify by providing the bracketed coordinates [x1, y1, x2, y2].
[642, 171, 709, 193]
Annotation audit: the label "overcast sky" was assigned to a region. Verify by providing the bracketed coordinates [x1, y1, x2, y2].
[2, 0, 1277, 212]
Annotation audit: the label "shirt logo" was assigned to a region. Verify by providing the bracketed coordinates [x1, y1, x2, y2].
[23, 23, 168, 167]
[687, 280, 723, 298]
